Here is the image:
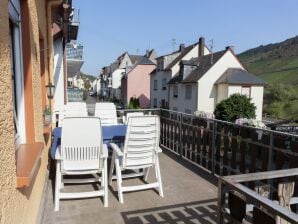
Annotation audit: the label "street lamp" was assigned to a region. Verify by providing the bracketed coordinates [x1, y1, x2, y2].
[46, 82, 55, 99]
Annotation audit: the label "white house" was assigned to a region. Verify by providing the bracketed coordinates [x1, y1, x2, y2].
[102, 50, 157, 101]
[150, 37, 210, 108]
[168, 47, 266, 120]
[92, 78, 101, 95]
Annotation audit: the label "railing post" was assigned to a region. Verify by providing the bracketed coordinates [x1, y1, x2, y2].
[268, 132, 274, 171]
[217, 178, 225, 224]
[212, 120, 216, 175]
[179, 113, 183, 158]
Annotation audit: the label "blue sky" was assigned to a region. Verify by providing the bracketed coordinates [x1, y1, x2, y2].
[73, 0, 298, 76]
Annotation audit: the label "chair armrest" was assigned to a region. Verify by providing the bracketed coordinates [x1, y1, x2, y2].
[55, 146, 61, 160]
[108, 143, 123, 157]
[156, 147, 162, 153]
[102, 144, 109, 159]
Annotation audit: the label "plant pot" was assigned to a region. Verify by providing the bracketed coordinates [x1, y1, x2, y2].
[44, 114, 52, 125]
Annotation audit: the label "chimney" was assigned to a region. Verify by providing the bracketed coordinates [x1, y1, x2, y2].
[179, 44, 185, 51]
[199, 37, 205, 57]
[146, 49, 150, 58]
[225, 46, 235, 53]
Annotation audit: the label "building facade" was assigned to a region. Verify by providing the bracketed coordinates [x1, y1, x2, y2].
[0, 0, 77, 223]
[150, 37, 210, 109]
[168, 47, 266, 120]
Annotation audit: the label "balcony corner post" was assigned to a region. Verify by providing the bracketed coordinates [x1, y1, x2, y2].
[179, 113, 183, 158]
[211, 120, 216, 175]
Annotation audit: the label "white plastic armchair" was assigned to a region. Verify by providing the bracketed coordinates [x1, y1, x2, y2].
[54, 117, 108, 211]
[58, 102, 87, 127]
[108, 115, 164, 203]
[123, 112, 144, 124]
[94, 102, 117, 125]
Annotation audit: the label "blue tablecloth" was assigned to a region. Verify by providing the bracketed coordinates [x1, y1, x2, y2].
[51, 124, 127, 159]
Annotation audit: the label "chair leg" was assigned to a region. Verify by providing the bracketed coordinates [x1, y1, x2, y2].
[108, 151, 115, 185]
[155, 156, 164, 197]
[54, 161, 61, 211]
[61, 174, 64, 189]
[143, 167, 150, 182]
[115, 157, 123, 203]
[103, 159, 108, 207]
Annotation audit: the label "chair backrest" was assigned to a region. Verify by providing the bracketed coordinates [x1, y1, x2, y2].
[61, 117, 102, 171]
[123, 115, 160, 168]
[58, 103, 88, 127]
[124, 112, 144, 124]
[94, 102, 117, 125]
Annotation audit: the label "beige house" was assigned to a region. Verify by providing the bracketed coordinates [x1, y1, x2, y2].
[0, 0, 77, 223]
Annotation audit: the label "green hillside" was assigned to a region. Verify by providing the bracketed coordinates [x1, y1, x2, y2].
[238, 36, 298, 120]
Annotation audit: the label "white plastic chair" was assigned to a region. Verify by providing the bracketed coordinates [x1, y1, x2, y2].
[94, 102, 117, 125]
[123, 112, 144, 124]
[54, 117, 108, 211]
[58, 103, 88, 127]
[108, 115, 164, 203]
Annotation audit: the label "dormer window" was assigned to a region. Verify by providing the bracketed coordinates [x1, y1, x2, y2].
[157, 60, 164, 71]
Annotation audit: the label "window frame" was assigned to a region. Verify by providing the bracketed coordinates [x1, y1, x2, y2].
[173, 85, 178, 98]
[153, 98, 157, 108]
[9, 0, 26, 145]
[185, 85, 192, 100]
[162, 78, 167, 90]
[153, 79, 158, 90]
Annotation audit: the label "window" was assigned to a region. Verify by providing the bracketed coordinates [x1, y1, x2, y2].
[153, 98, 157, 108]
[185, 85, 192, 99]
[157, 60, 164, 71]
[173, 85, 178, 98]
[9, 0, 25, 145]
[185, 109, 191, 114]
[173, 107, 178, 111]
[153, 80, 158, 90]
[162, 78, 167, 90]
[241, 86, 251, 97]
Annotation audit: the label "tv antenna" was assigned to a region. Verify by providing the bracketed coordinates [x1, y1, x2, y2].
[209, 39, 215, 64]
[171, 38, 177, 51]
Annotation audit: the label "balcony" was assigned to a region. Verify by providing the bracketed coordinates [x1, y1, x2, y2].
[67, 8, 80, 41]
[41, 108, 298, 223]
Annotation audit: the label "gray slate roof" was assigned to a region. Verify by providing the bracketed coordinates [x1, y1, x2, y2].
[165, 44, 197, 70]
[129, 55, 155, 65]
[168, 49, 227, 84]
[215, 68, 267, 86]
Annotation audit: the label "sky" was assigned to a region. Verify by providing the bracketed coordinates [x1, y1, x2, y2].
[73, 0, 298, 77]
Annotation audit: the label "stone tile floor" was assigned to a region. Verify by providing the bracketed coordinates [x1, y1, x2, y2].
[41, 150, 218, 224]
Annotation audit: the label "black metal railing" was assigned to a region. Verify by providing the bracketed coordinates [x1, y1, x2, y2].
[159, 109, 298, 178]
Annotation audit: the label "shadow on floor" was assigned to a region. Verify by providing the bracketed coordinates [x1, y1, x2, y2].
[121, 198, 217, 224]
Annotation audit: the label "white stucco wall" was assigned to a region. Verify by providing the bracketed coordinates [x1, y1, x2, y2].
[150, 70, 171, 108]
[217, 84, 229, 103]
[249, 86, 264, 120]
[111, 68, 124, 99]
[169, 83, 197, 113]
[197, 50, 244, 114]
[53, 39, 64, 112]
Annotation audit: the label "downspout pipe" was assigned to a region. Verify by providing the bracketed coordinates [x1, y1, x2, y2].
[46, 0, 62, 118]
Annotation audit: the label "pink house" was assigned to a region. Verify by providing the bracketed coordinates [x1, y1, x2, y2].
[121, 55, 156, 108]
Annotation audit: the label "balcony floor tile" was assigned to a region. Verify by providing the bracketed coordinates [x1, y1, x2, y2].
[41, 151, 218, 224]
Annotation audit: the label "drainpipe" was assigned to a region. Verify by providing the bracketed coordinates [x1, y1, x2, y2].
[46, 0, 63, 114]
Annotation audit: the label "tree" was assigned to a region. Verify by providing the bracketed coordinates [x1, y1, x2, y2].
[214, 93, 256, 122]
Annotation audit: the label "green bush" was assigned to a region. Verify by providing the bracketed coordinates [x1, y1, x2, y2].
[214, 93, 256, 122]
[128, 97, 140, 109]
